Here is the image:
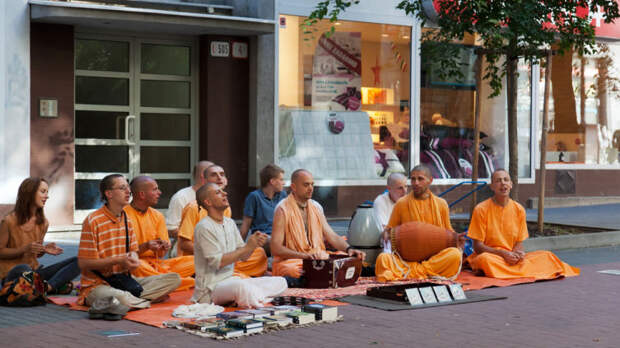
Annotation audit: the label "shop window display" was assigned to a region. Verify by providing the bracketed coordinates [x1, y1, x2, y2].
[278, 16, 411, 180]
[541, 42, 620, 166]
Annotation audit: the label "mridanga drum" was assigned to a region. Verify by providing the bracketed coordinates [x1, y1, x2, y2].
[391, 221, 457, 262]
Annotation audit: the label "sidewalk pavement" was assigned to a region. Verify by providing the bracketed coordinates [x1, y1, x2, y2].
[3, 245, 620, 347]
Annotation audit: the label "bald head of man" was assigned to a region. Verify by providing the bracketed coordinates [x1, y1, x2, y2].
[130, 175, 161, 208]
[192, 161, 214, 188]
[410, 164, 433, 199]
[290, 169, 314, 202]
[386, 172, 408, 203]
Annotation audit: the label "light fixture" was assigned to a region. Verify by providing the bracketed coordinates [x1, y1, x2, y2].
[402, 35, 410, 39]
[335, 22, 341, 25]
[381, 33, 389, 37]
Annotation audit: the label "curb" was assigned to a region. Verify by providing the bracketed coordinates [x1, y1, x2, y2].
[523, 230, 620, 252]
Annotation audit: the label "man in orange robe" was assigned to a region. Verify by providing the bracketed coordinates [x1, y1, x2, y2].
[467, 169, 579, 279]
[374, 165, 464, 282]
[177, 165, 267, 277]
[271, 169, 365, 281]
[124, 176, 195, 291]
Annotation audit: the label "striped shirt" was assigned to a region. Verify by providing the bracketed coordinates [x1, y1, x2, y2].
[77, 205, 138, 303]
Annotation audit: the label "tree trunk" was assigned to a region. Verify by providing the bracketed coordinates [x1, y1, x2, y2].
[538, 51, 552, 235]
[506, 57, 519, 200]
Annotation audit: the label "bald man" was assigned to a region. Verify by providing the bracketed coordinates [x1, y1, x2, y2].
[373, 172, 408, 231]
[124, 176, 195, 291]
[178, 165, 268, 278]
[192, 183, 287, 307]
[166, 161, 213, 238]
[271, 169, 365, 283]
[467, 169, 579, 279]
[374, 165, 464, 282]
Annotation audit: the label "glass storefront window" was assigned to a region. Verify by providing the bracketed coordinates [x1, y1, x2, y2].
[277, 15, 411, 180]
[419, 31, 510, 179]
[540, 42, 620, 165]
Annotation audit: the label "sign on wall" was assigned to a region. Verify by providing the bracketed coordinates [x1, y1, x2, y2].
[210, 41, 230, 57]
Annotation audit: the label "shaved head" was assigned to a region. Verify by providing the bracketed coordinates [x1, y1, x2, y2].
[193, 161, 214, 181]
[196, 182, 219, 210]
[491, 168, 509, 181]
[387, 172, 407, 186]
[410, 164, 432, 179]
[291, 169, 311, 184]
[130, 175, 154, 195]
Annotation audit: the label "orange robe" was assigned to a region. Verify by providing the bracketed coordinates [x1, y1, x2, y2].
[272, 195, 328, 278]
[375, 193, 462, 282]
[467, 199, 580, 279]
[124, 205, 195, 291]
[177, 202, 266, 277]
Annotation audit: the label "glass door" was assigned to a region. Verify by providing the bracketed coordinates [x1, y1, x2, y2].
[74, 35, 196, 222]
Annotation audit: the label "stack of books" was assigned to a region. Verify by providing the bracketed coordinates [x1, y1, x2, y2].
[302, 304, 338, 321]
[285, 311, 316, 325]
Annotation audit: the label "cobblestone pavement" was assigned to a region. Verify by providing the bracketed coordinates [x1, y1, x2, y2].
[2, 247, 620, 347]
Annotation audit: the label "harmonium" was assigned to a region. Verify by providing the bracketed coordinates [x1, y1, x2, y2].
[303, 254, 362, 289]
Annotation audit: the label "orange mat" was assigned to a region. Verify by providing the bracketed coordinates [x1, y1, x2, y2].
[48, 290, 348, 328]
[457, 270, 536, 291]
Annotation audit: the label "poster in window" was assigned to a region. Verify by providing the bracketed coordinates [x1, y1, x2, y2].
[311, 32, 362, 111]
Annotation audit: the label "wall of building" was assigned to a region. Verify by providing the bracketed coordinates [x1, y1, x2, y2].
[0, 0, 30, 217]
[30, 23, 75, 226]
[199, 35, 251, 218]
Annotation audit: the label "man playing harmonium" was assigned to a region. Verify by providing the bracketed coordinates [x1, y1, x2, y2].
[177, 164, 268, 278]
[192, 183, 287, 307]
[271, 169, 365, 284]
[375, 165, 464, 282]
[467, 169, 579, 279]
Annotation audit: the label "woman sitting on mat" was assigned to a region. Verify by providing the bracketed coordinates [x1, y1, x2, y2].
[0, 177, 80, 294]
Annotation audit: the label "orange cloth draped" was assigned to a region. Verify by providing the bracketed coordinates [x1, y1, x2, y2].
[375, 192, 462, 282]
[176, 203, 266, 276]
[177, 202, 231, 256]
[272, 195, 326, 278]
[467, 199, 580, 279]
[124, 205, 195, 290]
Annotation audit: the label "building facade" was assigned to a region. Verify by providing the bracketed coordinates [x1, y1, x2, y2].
[1, 0, 619, 229]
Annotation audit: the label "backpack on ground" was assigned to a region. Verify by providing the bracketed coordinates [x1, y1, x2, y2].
[0, 271, 47, 306]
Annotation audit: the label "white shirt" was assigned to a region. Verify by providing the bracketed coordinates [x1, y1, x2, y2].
[192, 215, 245, 304]
[166, 186, 196, 230]
[373, 191, 396, 228]
[373, 191, 396, 252]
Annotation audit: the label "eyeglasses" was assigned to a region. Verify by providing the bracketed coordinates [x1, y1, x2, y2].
[110, 186, 131, 192]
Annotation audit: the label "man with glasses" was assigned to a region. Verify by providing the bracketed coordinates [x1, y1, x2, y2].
[124, 176, 195, 291]
[77, 174, 180, 309]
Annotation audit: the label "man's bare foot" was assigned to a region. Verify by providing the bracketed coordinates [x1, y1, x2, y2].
[151, 294, 170, 304]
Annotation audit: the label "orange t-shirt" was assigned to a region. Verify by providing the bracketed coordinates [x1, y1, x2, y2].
[0, 213, 48, 279]
[123, 205, 169, 259]
[387, 192, 452, 230]
[78, 205, 139, 303]
[178, 202, 232, 242]
[467, 198, 528, 251]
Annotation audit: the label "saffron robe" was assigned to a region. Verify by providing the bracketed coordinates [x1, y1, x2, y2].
[375, 192, 462, 282]
[124, 205, 195, 290]
[467, 198, 579, 279]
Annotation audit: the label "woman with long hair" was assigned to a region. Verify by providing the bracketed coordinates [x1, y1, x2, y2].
[0, 177, 80, 294]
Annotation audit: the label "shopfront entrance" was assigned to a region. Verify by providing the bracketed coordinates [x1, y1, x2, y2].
[73, 34, 197, 222]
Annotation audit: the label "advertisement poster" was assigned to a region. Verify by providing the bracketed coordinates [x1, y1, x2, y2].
[311, 32, 362, 111]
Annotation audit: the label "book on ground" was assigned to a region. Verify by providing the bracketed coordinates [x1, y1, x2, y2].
[264, 315, 294, 326]
[302, 304, 338, 321]
[286, 311, 316, 325]
[207, 325, 245, 338]
[227, 318, 264, 330]
[238, 309, 272, 318]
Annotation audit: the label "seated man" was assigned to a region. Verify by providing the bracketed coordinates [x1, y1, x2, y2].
[467, 169, 580, 279]
[192, 183, 287, 308]
[166, 161, 213, 239]
[239, 164, 287, 254]
[124, 176, 195, 291]
[271, 169, 365, 280]
[178, 165, 267, 277]
[375, 165, 463, 282]
[78, 174, 180, 308]
[373, 172, 408, 250]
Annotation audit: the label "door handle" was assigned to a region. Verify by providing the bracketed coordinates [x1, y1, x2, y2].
[125, 115, 136, 145]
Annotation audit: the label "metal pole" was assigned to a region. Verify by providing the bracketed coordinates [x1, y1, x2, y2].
[538, 50, 552, 235]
